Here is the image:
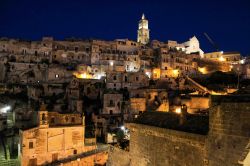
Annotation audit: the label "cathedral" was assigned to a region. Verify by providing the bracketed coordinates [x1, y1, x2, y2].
[137, 14, 150, 44]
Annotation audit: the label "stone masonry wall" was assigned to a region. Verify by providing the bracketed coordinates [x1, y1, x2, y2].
[208, 102, 250, 166]
[107, 146, 130, 166]
[127, 123, 207, 166]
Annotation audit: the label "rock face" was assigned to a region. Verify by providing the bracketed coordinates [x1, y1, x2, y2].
[108, 95, 250, 166]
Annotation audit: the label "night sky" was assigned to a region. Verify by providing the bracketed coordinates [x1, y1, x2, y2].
[0, 0, 249, 55]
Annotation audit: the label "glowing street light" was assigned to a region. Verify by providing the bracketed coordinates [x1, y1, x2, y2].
[175, 108, 181, 114]
[219, 56, 225, 62]
[0, 105, 11, 113]
[120, 126, 125, 131]
[145, 72, 151, 78]
[240, 59, 245, 64]
[198, 67, 207, 74]
[173, 69, 179, 77]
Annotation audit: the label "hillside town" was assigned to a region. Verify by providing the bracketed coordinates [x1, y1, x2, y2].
[0, 14, 250, 166]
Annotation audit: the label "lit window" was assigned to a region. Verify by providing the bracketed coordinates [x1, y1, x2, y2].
[55, 74, 59, 78]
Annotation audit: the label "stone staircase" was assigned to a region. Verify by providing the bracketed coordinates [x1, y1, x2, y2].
[0, 159, 20, 166]
[0, 134, 20, 166]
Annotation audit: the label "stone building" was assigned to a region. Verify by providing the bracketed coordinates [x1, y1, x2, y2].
[19, 105, 107, 166]
[203, 51, 241, 63]
[129, 88, 169, 115]
[179, 95, 210, 114]
[103, 93, 123, 115]
[183, 36, 204, 56]
[106, 71, 149, 90]
[159, 48, 199, 78]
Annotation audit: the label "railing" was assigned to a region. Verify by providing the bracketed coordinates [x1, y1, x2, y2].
[85, 138, 96, 146]
[43, 144, 109, 166]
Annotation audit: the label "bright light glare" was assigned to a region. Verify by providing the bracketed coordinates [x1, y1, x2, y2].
[219, 56, 225, 62]
[110, 61, 114, 66]
[120, 126, 125, 130]
[175, 108, 181, 114]
[145, 72, 151, 78]
[240, 59, 245, 64]
[0, 106, 11, 113]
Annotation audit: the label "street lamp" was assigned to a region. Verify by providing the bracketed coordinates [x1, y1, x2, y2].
[0, 105, 11, 113]
[175, 108, 181, 114]
[120, 126, 125, 131]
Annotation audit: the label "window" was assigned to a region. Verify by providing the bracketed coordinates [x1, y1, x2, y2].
[109, 100, 114, 106]
[52, 153, 58, 161]
[22, 49, 26, 55]
[51, 117, 55, 123]
[87, 87, 91, 94]
[113, 76, 117, 80]
[71, 117, 75, 123]
[75, 47, 78, 52]
[55, 74, 59, 78]
[124, 76, 128, 82]
[109, 110, 113, 114]
[29, 142, 33, 149]
[42, 113, 46, 121]
[73, 149, 77, 154]
[29, 158, 37, 166]
[136, 77, 139, 81]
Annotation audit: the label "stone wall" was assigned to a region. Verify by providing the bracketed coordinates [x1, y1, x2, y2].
[207, 100, 250, 166]
[127, 123, 207, 166]
[107, 146, 130, 166]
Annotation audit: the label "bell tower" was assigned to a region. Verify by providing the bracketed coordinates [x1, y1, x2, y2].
[38, 104, 49, 128]
[137, 13, 150, 44]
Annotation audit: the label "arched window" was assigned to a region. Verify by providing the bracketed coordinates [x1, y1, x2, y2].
[42, 113, 46, 121]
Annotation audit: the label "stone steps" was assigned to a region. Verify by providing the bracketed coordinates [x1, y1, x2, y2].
[0, 159, 20, 166]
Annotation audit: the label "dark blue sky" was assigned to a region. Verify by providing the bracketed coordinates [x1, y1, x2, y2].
[0, 0, 249, 55]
